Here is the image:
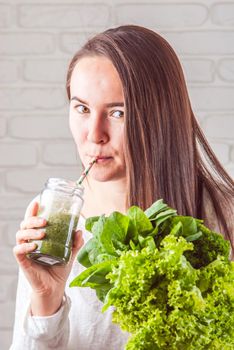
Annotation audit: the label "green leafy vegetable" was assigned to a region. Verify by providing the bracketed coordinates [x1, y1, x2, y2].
[70, 199, 233, 349]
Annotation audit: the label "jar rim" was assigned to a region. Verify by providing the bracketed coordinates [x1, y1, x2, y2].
[45, 177, 84, 197]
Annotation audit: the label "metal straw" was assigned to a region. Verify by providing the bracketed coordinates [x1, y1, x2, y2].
[76, 157, 97, 186]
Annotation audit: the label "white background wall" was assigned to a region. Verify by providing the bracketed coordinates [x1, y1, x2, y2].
[0, 0, 233, 348]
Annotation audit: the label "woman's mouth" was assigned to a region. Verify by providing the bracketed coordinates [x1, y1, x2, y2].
[87, 155, 113, 164]
[96, 156, 113, 163]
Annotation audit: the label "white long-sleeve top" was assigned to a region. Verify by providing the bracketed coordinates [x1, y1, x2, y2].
[10, 215, 129, 350]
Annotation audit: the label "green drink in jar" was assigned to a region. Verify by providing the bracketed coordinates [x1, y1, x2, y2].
[27, 178, 84, 266]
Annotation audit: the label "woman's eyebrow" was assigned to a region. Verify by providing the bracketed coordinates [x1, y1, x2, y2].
[70, 96, 124, 108]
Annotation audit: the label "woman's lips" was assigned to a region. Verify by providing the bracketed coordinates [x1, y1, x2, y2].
[86, 155, 113, 164]
[96, 156, 112, 163]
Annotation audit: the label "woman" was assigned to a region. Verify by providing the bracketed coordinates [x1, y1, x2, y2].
[11, 25, 233, 350]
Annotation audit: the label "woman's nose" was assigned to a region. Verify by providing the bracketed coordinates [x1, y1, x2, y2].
[87, 114, 109, 144]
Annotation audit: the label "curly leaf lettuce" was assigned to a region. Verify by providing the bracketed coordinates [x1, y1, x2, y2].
[104, 237, 233, 349]
[70, 199, 233, 349]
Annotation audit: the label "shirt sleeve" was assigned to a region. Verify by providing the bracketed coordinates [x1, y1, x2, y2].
[10, 268, 71, 350]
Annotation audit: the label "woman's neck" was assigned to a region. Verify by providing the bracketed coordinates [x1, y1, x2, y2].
[81, 177, 127, 218]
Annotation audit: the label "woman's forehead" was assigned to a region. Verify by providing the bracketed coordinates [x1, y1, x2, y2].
[70, 56, 124, 104]
[72, 56, 117, 78]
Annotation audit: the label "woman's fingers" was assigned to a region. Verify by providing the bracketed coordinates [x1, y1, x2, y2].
[20, 216, 46, 230]
[13, 242, 37, 265]
[21, 200, 46, 229]
[16, 228, 46, 244]
[25, 200, 39, 219]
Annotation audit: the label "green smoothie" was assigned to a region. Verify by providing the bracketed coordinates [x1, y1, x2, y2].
[28, 212, 79, 266]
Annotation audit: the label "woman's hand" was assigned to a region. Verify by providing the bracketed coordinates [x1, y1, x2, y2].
[13, 200, 84, 316]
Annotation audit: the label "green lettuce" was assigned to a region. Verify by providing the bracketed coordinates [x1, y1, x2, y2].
[70, 199, 233, 349]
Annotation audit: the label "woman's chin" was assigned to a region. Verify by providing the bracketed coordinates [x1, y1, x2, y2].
[89, 169, 126, 183]
[90, 173, 117, 182]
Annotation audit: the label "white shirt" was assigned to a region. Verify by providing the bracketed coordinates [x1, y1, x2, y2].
[10, 216, 129, 350]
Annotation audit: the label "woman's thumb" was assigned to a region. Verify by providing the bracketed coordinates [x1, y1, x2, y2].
[71, 230, 84, 260]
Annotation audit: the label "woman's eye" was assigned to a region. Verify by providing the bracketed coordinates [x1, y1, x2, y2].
[74, 105, 89, 114]
[111, 110, 124, 119]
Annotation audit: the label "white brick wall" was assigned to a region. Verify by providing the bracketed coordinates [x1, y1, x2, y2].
[0, 87, 66, 110]
[218, 58, 234, 81]
[0, 1, 233, 348]
[0, 33, 56, 55]
[18, 4, 111, 28]
[115, 3, 208, 27]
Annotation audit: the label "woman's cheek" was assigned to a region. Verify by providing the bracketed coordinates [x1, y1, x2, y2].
[69, 118, 83, 144]
[69, 116, 76, 140]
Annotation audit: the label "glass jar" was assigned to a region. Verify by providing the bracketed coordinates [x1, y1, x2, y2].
[27, 178, 84, 266]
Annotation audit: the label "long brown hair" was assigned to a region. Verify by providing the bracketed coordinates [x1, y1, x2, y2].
[66, 25, 234, 249]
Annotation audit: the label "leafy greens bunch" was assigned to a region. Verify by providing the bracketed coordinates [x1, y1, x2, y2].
[70, 200, 234, 349]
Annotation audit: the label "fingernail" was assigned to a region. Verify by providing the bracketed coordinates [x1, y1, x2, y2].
[35, 230, 45, 237]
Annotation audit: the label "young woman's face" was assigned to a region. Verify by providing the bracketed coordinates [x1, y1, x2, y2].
[69, 56, 126, 182]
